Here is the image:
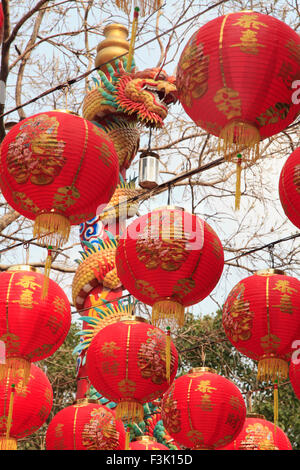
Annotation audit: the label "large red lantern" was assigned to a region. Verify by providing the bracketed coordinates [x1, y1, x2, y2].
[161, 368, 246, 450]
[0, 110, 119, 249]
[0, 265, 71, 382]
[176, 11, 300, 208]
[279, 147, 300, 230]
[45, 401, 126, 450]
[289, 360, 300, 400]
[222, 414, 292, 450]
[177, 11, 300, 161]
[86, 317, 178, 423]
[129, 435, 169, 450]
[0, 363, 53, 450]
[116, 206, 224, 327]
[222, 269, 300, 382]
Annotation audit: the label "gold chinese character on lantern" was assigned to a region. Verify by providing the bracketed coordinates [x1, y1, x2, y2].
[12, 289, 37, 309]
[273, 280, 298, 295]
[230, 30, 265, 55]
[214, 87, 242, 119]
[101, 341, 121, 357]
[195, 380, 217, 394]
[233, 14, 268, 30]
[15, 275, 42, 290]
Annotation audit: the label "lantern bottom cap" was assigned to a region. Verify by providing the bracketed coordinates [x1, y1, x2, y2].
[116, 399, 144, 424]
[0, 437, 17, 450]
[152, 300, 185, 328]
[257, 356, 288, 382]
[33, 212, 71, 248]
[219, 120, 260, 163]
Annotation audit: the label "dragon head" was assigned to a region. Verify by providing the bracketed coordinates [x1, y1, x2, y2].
[82, 58, 177, 128]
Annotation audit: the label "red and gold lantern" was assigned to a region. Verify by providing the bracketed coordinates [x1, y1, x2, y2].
[176, 11, 300, 208]
[116, 206, 224, 327]
[0, 110, 119, 249]
[222, 269, 300, 382]
[161, 368, 246, 450]
[129, 435, 169, 450]
[279, 147, 300, 230]
[0, 265, 71, 382]
[86, 317, 178, 423]
[46, 400, 126, 450]
[222, 414, 292, 450]
[0, 363, 53, 450]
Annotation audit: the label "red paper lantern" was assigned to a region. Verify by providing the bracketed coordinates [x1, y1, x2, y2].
[222, 269, 300, 381]
[0, 265, 71, 382]
[222, 414, 292, 450]
[161, 368, 246, 450]
[86, 317, 178, 423]
[116, 206, 224, 327]
[0, 363, 53, 450]
[0, 110, 119, 249]
[129, 435, 169, 450]
[279, 147, 300, 230]
[289, 360, 300, 400]
[176, 11, 300, 161]
[46, 401, 126, 450]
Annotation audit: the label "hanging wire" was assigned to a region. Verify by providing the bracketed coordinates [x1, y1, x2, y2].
[268, 243, 275, 269]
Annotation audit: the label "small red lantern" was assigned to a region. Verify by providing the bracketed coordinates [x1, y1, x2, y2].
[279, 147, 300, 230]
[176, 11, 300, 208]
[86, 317, 178, 423]
[161, 368, 246, 450]
[116, 206, 224, 327]
[289, 360, 300, 400]
[0, 265, 71, 382]
[46, 401, 126, 450]
[0, 363, 53, 450]
[222, 269, 300, 382]
[129, 435, 169, 450]
[0, 110, 119, 249]
[222, 414, 292, 450]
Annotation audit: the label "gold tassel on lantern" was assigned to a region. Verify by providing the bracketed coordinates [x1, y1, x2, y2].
[218, 121, 261, 162]
[235, 153, 242, 211]
[274, 380, 278, 434]
[125, 426, 131, 450]
[165, 327, 171, 384]
[41, 246, 53, 299]
[126, 7, 139, 73]
[0, 384, 17, 450]
[116, 399, 144, 424]
[257, 355, 288, 383]
[152, 300, 185, 328]
[114, 0, 161, 17]
[33, 212, 70, 248]
[0, 357, 31, 385]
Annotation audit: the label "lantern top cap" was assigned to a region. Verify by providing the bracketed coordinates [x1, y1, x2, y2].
[153, 205, 185, 212]
[136, 436, 157, 442]
[53, 109, 79, 116]
[120, 315, 148, 323]
[6, 264, 41, 273]
[246, 412, 265, 420]
[255, 269, 286, 276]
[73, 398, 98, 406]
[188, 367, 217, 374]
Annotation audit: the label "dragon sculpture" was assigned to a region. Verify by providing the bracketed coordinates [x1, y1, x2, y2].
[82, 57, 177, 171]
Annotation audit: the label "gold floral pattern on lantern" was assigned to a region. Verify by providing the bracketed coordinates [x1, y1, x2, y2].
[7, 114, 66, 185]
[161, 388, 181, 434]
[137, 329, 175, 385]
[176, 34, 209, 108]
[223, 283, 254, 342]
[81, 407, 120, 450]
